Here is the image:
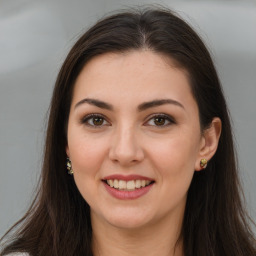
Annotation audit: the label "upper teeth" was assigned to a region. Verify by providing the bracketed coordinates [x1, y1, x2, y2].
[106, 179, 151, 190]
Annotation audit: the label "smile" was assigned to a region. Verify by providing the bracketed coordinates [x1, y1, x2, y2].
[105, 179, 153, 191]
[102, 175, 155, 199]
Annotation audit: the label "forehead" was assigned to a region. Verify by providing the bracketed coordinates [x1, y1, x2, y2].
[72, 50, 196, 111]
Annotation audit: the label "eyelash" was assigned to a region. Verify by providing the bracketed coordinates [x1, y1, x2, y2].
[81, 113, 175, 128]
[81, 114, 109, 128]
[145, 114, 176, 127]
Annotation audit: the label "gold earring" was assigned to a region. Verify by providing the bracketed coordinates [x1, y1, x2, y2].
[67, 157, 73, 175]
[200, 158, 208, 169]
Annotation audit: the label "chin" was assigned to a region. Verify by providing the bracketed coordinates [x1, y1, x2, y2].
[92, 206, 154, 230]
[104, 209, 155, 230]
[108, 217, 151, 230]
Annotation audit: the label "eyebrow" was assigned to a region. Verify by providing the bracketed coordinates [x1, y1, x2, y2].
[75, 98, 113, 110]
[138, 99, 184, 111]
[74, 98, 184, 111]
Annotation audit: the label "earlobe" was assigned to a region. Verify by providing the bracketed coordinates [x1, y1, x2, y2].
[195, 117, 222, 171]
[66, 145, 70, 157]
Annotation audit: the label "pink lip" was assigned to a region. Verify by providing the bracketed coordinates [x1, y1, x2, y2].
[102, 174, 154, 181]
[103, 182, 154, 200]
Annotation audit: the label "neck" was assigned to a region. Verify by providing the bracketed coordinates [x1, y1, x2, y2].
[91, 212, 184, 256]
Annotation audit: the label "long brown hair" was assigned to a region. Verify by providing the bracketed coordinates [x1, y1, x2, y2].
[1, 6, 255, 256]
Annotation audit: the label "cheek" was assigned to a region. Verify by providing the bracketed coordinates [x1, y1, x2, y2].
[149, 135, 199, 173]
[149, 138, 198, 210]
[69, 135, 109, 204]
[147, 132, 200, 199]
[68, 133, 109, 176]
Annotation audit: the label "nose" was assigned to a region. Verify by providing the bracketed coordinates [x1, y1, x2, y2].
[108, 125, 144, 166]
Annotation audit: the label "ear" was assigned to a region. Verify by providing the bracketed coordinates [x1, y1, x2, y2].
[195, 117, 222, 171]
[66, 145, 70, 158]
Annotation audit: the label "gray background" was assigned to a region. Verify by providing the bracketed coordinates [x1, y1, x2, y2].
[0, 0, 256, 237]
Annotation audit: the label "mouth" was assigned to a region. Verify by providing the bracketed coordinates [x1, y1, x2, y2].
[102, 179, 155, 191]
[102, 175, 155, 199]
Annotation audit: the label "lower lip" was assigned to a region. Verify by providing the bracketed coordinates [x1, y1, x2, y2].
[103, 182, 154, 200]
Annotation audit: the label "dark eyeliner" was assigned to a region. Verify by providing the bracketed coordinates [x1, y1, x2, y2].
[146, 113, 176, 126]
[80, 113, 107, 126]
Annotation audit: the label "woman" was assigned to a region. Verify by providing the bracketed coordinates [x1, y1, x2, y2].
[1, 7, 255, 256]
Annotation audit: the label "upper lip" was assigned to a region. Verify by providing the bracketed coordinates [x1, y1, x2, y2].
[102, 174, 154, 181]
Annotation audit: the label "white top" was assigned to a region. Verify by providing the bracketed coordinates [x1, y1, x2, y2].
[6, 253, 29, 256]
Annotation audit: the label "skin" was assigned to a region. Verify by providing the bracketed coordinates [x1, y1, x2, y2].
[66, 50, 221, 256]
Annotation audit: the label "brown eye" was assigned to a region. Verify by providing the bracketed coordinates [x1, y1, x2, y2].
[145, 114, 175, 127]
[154, 117, 166, 126]
[92, 117, 104, 126]
[82, 114, 109, 127]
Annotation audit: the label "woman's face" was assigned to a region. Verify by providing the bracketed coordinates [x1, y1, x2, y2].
[66, 50, 205, 229]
